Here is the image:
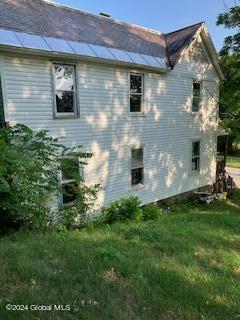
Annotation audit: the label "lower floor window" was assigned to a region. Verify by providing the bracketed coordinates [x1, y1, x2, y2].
[192, 141, 200, 172]
[61, 157, 80, 205]
[131, 147, 144, 185]
[62, 181, 78, 204]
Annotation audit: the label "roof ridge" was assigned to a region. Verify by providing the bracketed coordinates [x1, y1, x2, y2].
[164, 22, 204, 36]
[40, 0, 163, 37]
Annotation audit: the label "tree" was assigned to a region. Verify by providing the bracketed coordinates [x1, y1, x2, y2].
[217, 3, 240, 54]
[216, 2, 240, 147]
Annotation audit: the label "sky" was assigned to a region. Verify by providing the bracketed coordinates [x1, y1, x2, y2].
[55, 0, 237, 52]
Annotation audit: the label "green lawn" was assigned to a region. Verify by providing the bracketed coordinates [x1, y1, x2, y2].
[0, 191, 240, 320]
[227, 156, 240, 168]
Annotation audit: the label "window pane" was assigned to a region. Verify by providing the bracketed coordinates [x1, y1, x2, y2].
[131, 168, 143, 185]
[132, 148, 143, 168]
[192, 142, 200, 157]
[192, 157, 200, 171]
[56, 91, 74, 113]
[192, 97, 200, 112]
[130, 95, 142, 112]
[130, 74, 142, 94]
[55, 66, 74, 91]
[193, 82, 200, 92]
[61, 158, 79, 181]
[192, 82, 201, 111]
[62, 182, 78, 204]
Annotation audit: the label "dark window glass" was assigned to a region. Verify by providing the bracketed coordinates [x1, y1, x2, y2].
[54, 65, 76, 114]
[131, 147, 144, 185]
[192, 81, 201, 112]
[192, 141, 200, 157]
[192, 157, 200, 171]
[131, 168, 143, 185]
[130, 74, 143, 112]
[62, 182, 78, 204]
[56, 91, 74, 113]
[192, 141, 200, 172]
[130, 95, 142, 112]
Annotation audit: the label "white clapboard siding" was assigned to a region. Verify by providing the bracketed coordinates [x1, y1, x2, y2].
[0, 35, 219, 209]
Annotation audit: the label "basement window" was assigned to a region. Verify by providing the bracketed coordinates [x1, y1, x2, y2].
[60, 157, 80, 205]
[191, 141, 200, 172]
[131, 147, 144, 185]
[130, 73, 144, 112]
[192, 81, 201, 112]
[53, 64, 77, 117]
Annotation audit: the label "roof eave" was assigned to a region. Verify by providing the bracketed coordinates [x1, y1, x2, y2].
[200, 25, 225, 81]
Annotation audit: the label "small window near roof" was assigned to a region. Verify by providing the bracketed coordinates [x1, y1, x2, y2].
[60, 157, 80, 205]
[130, 74, 143, 112]
[192, 81, 201, 112]
[191, 141, 200, 172]
[53, 64, 77, 116]
[131, 147, 144, 185]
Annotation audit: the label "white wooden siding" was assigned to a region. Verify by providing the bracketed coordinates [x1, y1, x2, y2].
[0, 35, 219, 209]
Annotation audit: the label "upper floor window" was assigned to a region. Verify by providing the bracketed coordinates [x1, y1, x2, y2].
[131, 147, 144, 185]
[192, 81, 201, 112]
[191, 141, 200, 172]
[53, 64, 77, 117]
[130, 73, 144, 112]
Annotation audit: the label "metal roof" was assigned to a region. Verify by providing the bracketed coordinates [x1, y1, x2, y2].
[0, 28, 169, 71]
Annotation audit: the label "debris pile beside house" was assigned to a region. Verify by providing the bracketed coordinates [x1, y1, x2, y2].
[194, 159, 234, 205]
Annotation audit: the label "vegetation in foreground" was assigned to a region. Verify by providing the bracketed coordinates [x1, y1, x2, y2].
[0, 190, 240, 320]
[226, 156, 240, 168]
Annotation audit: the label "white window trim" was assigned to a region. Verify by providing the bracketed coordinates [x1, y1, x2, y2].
[191, 80, 202, 114]
[128, 71, 145, 116]
[129, 145, 145, 190]
[190, 139, 201, 175]
[52, 63, 78, 119]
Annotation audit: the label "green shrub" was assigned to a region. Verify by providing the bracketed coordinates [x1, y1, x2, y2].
[0, 124, 99, 232]
[102, 196, 142, 224]
[142, 203, 162, 221]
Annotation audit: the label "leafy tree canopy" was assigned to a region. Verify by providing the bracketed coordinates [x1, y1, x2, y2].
[216, 2, 240, 144]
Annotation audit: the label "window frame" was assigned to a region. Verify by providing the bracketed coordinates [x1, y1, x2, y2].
[60, 156, 82, 206]
[191, 140, 201, 173]
[52, 63, 78, 118]
[130, 146, 144, 188]
[191, 80, 202, 113]
[129, 72, 145, 115]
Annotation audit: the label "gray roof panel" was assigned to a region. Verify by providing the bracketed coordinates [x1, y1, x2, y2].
[68, 41, 97, 57]
[0, 28, 22, 47]
[16, 32, 51, 51]
[108, 48, 134, 63]
[43, 36, 74, 54]
[126, 52, 149, 65]
[89, 45, 116, 60]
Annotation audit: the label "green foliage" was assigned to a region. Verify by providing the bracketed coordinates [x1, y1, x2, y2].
[102, 196, 143, 224]
[216, 3, 240, 143]
[142, 203, 162, 220]
[0, 190, 240, 319]
[59, 183, 100, 229]
[217, 4, 240, 54]
[219, 54, 240, 142]
[0, 124, 98, 232]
